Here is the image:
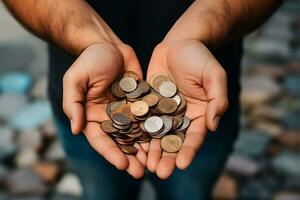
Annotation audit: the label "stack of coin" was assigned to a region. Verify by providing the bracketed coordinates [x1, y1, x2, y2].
[100, 71, 191, 154]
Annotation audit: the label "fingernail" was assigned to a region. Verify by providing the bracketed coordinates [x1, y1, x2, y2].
[214, 116, 220, 130]
[70, 119, 75, 133]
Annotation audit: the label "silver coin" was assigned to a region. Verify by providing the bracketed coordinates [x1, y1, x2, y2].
[144, 116, 164, 133]
[176, 116, 191, 133]
[172, 94, 181, 106]
[155, 115, 173, 138]
[119, 77, 137, 92]
[159, 81, 177, 97]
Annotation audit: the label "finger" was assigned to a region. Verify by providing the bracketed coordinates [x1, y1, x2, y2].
[134, 143, 147, 167]
[84, 122, 129, 170]
[204, 64, 228, 131]
[156, 152, 176, 179]
[118, 44, 143, 80]
[147, 139, 162, 173]
[176, 117, 206, 170]
[126, 155, 145, 179]
[139, 142, 150, 154]
[63, 67, 88, 134]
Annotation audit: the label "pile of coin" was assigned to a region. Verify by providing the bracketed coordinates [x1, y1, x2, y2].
[100, 71, 190, 154]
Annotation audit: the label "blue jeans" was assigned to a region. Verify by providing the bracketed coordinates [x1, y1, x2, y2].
[54, 106, 239, 200]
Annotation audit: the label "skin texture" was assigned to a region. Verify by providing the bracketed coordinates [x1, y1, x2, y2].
[4, 0, 282, 179]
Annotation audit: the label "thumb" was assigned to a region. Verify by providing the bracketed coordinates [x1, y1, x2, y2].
[204, 65, 228, 132]
[118, 44, 143, 80]
[63, 66, 87, 134]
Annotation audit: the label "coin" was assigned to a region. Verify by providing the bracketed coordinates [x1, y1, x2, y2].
[176, 132, 185, 141]
[172, 94, 181, 106]
[113, 81, 128, 98]
[144, 116, 164, 133]
[119, 77, 137, 92]
[130, 101, 149, 117]
[161, 135, 183, 153]
[100, 120, 118, 133]
[153, 115, 173, 138]
[119, 145, 138, 154]
[142, 93, 159, 107]
[111, 112, 131, 125]
[151, 74, 171, 92]
[123, 71, 140, 81]
[157, 98, 178, 114]
[159, 81, 177, 98]
[177, 116, 191, 132]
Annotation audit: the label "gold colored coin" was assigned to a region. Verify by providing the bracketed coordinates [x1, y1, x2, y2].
[100, 120, 118, 133]
[123, 71, 140, 81]
[119, 77, 137, 92]
[157, 98, 178, 114]
[130, 101, 149, 117]
[142, 93, 159, 107]
[119, 145, 138, 154]
[161, 135, 183, 153]
[150, 74, 171, 92]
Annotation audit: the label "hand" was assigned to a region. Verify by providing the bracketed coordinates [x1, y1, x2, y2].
[63, 42, 147, 178]
[146, 40, 228, 179]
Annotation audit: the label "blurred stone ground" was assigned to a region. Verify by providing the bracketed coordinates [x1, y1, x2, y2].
[0, 1, 299, 200]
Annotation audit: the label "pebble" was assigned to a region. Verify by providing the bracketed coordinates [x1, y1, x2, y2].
[234, 130, 272, 157]
[31, 162, 59, 183]
[56, 173, 83, 197]
[274, 191, 300, 200]
[281, 113, 300, 130]
[41, 119, 56, 139]
[213, 173, 237, 200]
[45, 141, 66, 161]
[6, 169, 47, 196]
[241, 76, 281, 108]
[225, 154, 262, 177]
[0, 164, 9, 184]
[51, 193, 81, 200]
[0, 94, 27, 120]
[30, 76, 48, 99]
[277, 130, 300, 151]
[0, 126, 16, 160]
[18, 129, 42, 151]
[9, 101, 52, 130]
[0, 71, 32, 95]
[284, 75, 300, 96]
[271, 151, 300, 177]
[240, 175, 279, 200]
[15, 149, 38, 168]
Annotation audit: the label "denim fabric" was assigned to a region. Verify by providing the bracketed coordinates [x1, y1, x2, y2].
[53, 101, 239, 200]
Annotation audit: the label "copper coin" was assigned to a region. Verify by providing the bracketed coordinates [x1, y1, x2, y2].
[150, 74, 171, 92]
[157, 98, 178, 114]
[161, 135, 182, 153]
[142, 93, 159, 107]
[119, 145, 138, 154]
[111, 81, 126, 98]
[159, 81, 177, 98]
[130, 101, 149, 117]
[100, 120, 118, 133]
[123, 71, 140, 81]
[175, 132, 186, 142]
[119, 77, 137, 92]
[111, 112, 131, 126]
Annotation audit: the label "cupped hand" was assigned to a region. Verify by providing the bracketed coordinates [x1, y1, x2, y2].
[146, 40, 228, 179]
[62, 42, 147, 178]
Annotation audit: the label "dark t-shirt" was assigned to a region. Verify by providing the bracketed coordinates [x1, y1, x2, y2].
[48, 0, 242, 126]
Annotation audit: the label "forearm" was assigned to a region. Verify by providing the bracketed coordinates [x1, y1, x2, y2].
[164, 0, 283, 50]
[3, 0, 121, 56]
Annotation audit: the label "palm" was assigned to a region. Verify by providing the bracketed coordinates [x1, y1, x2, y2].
[146, 40, 228, 179]
[63, 43, 147, 178]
